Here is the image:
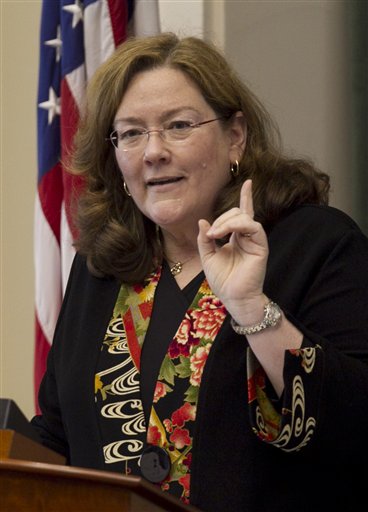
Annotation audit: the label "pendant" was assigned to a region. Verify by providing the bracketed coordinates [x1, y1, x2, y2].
[170, 261, 183, 276]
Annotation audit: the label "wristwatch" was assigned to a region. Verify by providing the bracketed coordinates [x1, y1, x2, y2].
[230, 301, 282, 335]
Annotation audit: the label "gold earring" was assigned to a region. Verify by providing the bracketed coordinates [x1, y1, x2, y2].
[123, 181, 131, 197]
[230, 160, 240, 177]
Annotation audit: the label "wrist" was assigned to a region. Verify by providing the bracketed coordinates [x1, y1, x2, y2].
[229, 294, 269, 326]
[230, 299, 282, 336]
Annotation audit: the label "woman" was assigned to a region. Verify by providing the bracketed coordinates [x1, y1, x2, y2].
[32, 33, 368, 511]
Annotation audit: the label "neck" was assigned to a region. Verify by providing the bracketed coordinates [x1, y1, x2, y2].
[161, 228, 198, 260]
[158, 225, 201, 278]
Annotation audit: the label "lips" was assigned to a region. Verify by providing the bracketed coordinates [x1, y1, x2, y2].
[147, 177, 183, 186]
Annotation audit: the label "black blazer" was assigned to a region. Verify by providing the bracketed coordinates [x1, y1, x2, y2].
[32, 205, 368, 512]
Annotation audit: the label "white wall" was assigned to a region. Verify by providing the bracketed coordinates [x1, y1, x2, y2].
[1, 1, 40, 419]
[1, 0, 353, 420]
[159, 0, 204, 38]
[225, 0, 351, 214]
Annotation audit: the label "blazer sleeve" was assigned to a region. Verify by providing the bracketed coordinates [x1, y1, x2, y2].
[248, 205, 368, 463]
[30, 254, 84, 461]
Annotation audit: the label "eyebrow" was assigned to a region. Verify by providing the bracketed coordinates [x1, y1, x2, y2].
[114, 106, 202, 127]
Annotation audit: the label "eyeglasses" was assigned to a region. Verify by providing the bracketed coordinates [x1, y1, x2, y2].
[106, 116, 226, 152]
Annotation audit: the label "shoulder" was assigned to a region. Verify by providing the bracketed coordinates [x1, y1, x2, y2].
[54, 253, 120, 338]
[277, 204, 360, 230]
[65, 252, 90, 288]
[64, 252, 119, 298]
[269, 204, 364, 243]
[265, 204, 368, 310]
[267, 204, 368, 270]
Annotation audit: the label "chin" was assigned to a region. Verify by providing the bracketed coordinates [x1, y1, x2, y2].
[148, 203, 187, 226]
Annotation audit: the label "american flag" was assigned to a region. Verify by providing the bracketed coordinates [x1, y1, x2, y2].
[35, 0, 160, 412]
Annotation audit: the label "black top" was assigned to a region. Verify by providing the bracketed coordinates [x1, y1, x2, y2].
[31, 204, 368, 512]
[140, 262, 204, 424]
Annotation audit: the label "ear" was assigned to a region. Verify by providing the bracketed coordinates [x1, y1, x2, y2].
[228, 111, 247, 160]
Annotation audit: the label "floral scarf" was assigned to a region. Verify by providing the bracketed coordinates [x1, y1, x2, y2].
[95, 266, 227, 503]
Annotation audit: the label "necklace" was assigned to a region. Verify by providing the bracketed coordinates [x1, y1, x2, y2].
[170, 261, 183, 276]
[167, 255, 199, 276]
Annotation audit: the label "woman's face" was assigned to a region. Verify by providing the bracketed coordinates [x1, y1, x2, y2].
[113, 67, 246, 232]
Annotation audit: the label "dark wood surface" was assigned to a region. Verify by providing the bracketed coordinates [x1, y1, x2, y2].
[0, 430, 202, 512]
[0, 429, 66, 464]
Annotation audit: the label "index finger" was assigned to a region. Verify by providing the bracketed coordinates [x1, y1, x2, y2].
[239, 179, 254, 218]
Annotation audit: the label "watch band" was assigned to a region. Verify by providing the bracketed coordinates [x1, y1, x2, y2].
[230, 301, 282, 335]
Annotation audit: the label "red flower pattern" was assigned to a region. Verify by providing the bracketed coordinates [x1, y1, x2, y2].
[190, 344, 211, 387]
[176, 317, 191, 345]
[171, 402, 196, 427]
[183, 452, 192, 469]
[192, 297, 226, 340]
[168, 339, 190, 358]
[147, 425, 161, 445]
[170, 427, 191, 449]
[168, 315, 200, 359]
[179, 473, 190, 491]
[139, 301, 153, 320]
[153, 381, 167, 403]
[248, 367, 266, 403]
[179, 473, 191, 500]
[163, 418, 173, 432]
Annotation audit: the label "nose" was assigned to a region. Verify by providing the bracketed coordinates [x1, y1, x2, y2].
[143, 130, 170, 164]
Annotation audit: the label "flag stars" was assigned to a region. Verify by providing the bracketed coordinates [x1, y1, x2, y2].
[38, 87, 61, 125]
[44, 25, 62, 62]
[63, 0, 84, 29]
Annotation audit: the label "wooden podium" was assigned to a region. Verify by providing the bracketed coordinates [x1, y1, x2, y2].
[0, 429, 202, 512]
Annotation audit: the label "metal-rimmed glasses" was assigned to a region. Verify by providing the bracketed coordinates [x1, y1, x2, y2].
[106, 116, 227, 152]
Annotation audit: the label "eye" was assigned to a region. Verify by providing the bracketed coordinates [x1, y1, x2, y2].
[167, 120, 193, 131]
[118, 128, 145, 140]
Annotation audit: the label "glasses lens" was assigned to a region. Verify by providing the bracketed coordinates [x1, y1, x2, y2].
[165, 123, 194, 142]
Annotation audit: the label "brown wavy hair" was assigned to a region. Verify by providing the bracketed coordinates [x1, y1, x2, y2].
[70, 32, 330, 283]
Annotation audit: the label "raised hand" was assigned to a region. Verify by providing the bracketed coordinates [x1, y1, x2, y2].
[197, 179, 269, 321]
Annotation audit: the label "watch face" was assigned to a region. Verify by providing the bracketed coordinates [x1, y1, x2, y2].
[265, 302, 282, 327]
